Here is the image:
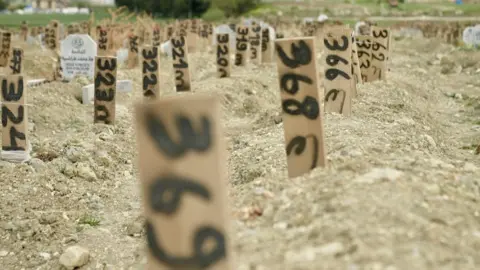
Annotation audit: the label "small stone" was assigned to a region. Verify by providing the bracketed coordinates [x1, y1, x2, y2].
[127, 217, 145, 237]
[0, 250, 8, 257]
[59, 246, 89, 270]
[317, 242, 345, 256]
[39, 213, 57, 225]
[355, 168, 404, 184]
[76, 163, 97, 181]
[39, 252, 51, 260]
[454, 93, 463, 100]
[464, 162, 477, 172]
[29, 158, 45, 172]
[273, 115, 282, 124]
[424, 134, 436, 148]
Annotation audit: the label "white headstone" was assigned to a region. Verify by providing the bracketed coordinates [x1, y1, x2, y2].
[60, 34, 97, 81]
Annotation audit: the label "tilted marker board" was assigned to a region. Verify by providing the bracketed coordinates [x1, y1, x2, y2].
[1, 75, 28, 152]
[94, 56, 117, 124]
[134, 95, 232, 270]
[216, 33, 231, 78]
[355, 35, 372, 83]
[141, 46, 160, 98]
[323, 28, 353, 116]
[249, 24, 262, 64]
[370, 27, 390, 81]
[235, 25, 249, 66]
[274, 37, 327, 178]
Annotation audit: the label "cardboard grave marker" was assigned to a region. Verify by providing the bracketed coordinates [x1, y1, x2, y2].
[1, 75, 28, 152]
[48, 21, 60, 51]
[141, 46, 160, 98]
[94, 56, 117, 124]
[355, 35, 372, 83]
[97, 26, 109, 56]
[369, 26, 389, 81]
[249, 24, 262, 64]
[8, 48, 23, 75]
[60, 34, 97, 81]
[134, 94, 232, 270]
[187, 19, 198, 52]
[216, 33, 231, 78]
[323, 29, 353, 116]
[235, 25, 249, 66]
[274, 37, 327, 178]
[261, 27, 273, 63]
[351, 35, 362, 86]
[152, 25, 161, 46]
[0, 31, 11, 67]
[369, 27, 390, 81]
[171, 35, 191, 92]
[127, 33, 139, 69]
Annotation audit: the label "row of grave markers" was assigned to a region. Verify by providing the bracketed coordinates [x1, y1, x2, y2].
[0, 17, 392, 269]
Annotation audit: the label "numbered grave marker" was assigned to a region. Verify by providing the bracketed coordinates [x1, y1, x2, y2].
[94, 56, 117, 124]
[370, 27, 390, 81]
[235, 25, 249, 66]
[141, 46, 160, 98]
[0, 32, 11, 67]
[134, 95, 232, 270]
[216, 34, 231, 78]
[261, 27, 273, 63]
[351, 35, 362, 86]
[323, 29, 353, 116]
[249, 24, 262, 64]
[274, 37, 327, 178]
[153, 25, 161, 47]
[1, 75, 27, 152]
[97, 26, 109, 56]
[8, 48, 23, 75]
[128, 34, 139, 69]
[171, 35, 191, 92]
[355, 35, 372, 83]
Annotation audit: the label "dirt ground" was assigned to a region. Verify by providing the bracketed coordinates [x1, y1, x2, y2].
[1, 27, 480, 270]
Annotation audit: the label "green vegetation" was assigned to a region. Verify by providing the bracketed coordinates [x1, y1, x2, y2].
[78, 214, 101, 226]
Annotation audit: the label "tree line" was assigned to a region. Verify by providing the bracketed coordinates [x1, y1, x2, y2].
[114, 0, 261, 20]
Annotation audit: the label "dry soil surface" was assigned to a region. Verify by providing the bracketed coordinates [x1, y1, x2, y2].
[1, 30, 480, 270]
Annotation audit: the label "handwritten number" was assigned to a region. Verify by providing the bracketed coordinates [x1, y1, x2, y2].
[1, 77, 23, 101]
[286, 135, 318, 170]
[324, 35, 348, 51]
[282, 96, 319, 120]
[146, 113, 211, 158]
[280, 73, 312, 95]
[275, 40, 311, 68]
[325, 68, 351, 80]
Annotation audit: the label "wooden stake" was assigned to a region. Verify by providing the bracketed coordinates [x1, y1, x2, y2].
[93, 56, 117, 124]
[127, 33, 139, 69]
[249, 24, 262, 64]
[1, 75, 27, 151]
[235, 25, 249, 66]
[323, 28, 354, 116]
[216, 34, 231, 78]
[0, 32, 11, 67]
[261, 27, 273, 63]
[171, 35, 191, 92]
[355, 35, 372, 83]
[274, 37, 327, 178]
[8, 47, 23, 75]
[134, 94, 232, 270]
[141, 46, 160, 98]
[370, 27, 390, 81]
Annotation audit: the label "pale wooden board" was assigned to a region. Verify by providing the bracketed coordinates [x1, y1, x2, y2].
[171, 35, 191, 92]
[249, 24, 262, 65]
[235, 25, 249, 66]
[261, 27, 273, 63]
[369, 27, 390, 81]
[93, 56, 117, 124]
[216, 34, 231, 78]
[134, 94, 232, 270]
[355, 35, 372, 83]
[97, 26, 109, 56]
[323, 28, 354, 116]
[141, 46, 160, 98]
[351, 35, 362, 86]
[274, 37, 327, 178]
[127, 34, 139, 69]
[8, 47, 23, 75]
[1, 75, 27, 151]
[0, 32, 11, 67]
